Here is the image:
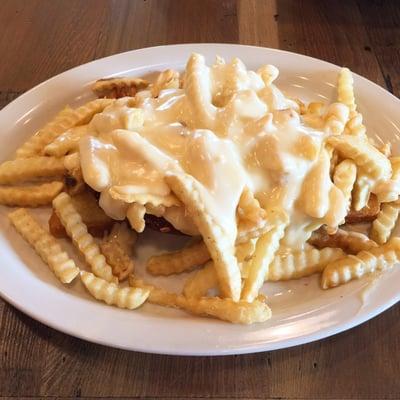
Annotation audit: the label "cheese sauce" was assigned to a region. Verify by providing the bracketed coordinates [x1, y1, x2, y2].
[79, 54, 338, 249]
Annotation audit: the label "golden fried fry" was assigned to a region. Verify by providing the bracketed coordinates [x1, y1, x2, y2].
[166, 173, 241, 301]
[324, 184, 348, 230]
[81, 271, 149, 309]
[345, 112, 366, 137]
[100, 223, 137, 280]
[147, 240, 210, 276]
[324, 103, 350, 135]
[321, 238, 400, 288]
[333, 159, 357, 212]
[0, 181, 64, 207]
[337, 67, 356, 113]
[0, 157, 66, 184]
[182, 261, 217, 298]
[151, 69, 180, 97]
[370, 201, 400, 245]
[9, 209, 79, 283]
[267, 247, 345, 281]
[147, 236, 257, 277]
[376, 157, 400, 203]
[15, 99, 113, 158]
[298, 148, 331, 218]
[184, 53, 216, 129]
[183, 244, 259, 299]
[44, 125, 88, 157]
[53, 192, 116, 283]
[241, 208, 288, 302]
[309, 226, 377, 254]
[130, 278, 271, 324]
[352, 172, 371, 211]
[92, 77, 149, 98]
[327, 135, 391, 181]
[49, 190, 113, 238]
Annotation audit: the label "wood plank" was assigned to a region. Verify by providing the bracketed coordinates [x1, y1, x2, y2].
[277, 0, 385, 85]
[95, 0, 238, 58]
[18, 303, 394, 398]
[237, 0, 279, 48]
[0, 0, 108, 91]
[357, 0, 400, 96]
[0, 305, 49, 397]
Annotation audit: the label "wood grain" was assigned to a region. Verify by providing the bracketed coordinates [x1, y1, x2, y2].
[277, 0, 385, 85]
[357, 0, 400, 97]
[0, 1, 399, 399]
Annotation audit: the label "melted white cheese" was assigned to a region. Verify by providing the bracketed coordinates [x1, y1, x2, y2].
[79, 54, 338, 249]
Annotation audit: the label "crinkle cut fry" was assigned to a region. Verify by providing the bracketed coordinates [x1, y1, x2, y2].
[9, 208, 79, 283]
[309, 226, 377, 254]
[183, 246, 345, 296]
[148, 237, 257, 278]
[183, 261, 217, 299]
[0, 181, 64, 207]
[327, 135, 391, 181]
[338, 67, 356, 113]
[323, 103, 349, 135]
[185, 53, 216, 130]
[351, 172, 372, 211]
[92, 77, 149, 98]
[370, 201, 400, 245]
[49, 189, 114, 238]
[15, 98, 113, 158]
[165, 173, 242, 301]
[333, 159, 357, 212]
[345, 112, 367, 137]
[147, 240, 210, 276]
[53, 192, 117, 283]
[321, 237, 400, 289]
[44, 126, 87, 157]
[241, 208, 288, 302]
[129, 278, 271, 324]
[0, 156, 66, 184]
[376, 157, 400, 203]
[100, 223, 136, 281]
[267, 246, 346, 281]
[81, 272, 149, 309]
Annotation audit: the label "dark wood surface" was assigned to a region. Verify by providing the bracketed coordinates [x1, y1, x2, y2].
[1, 1, 399, 399]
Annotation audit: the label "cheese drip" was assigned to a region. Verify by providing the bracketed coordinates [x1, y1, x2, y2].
[79, 53, 339, 249]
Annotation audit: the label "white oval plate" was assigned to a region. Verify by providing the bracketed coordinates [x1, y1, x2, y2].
[1, 44, 399, 356]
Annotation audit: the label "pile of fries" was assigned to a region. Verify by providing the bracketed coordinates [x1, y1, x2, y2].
[3, 54, 400, 324]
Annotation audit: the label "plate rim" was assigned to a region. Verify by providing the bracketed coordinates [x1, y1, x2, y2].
[1, 43, 399, 356]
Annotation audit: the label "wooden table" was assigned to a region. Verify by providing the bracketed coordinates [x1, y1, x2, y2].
[1, 1, 399, 399]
